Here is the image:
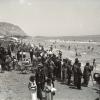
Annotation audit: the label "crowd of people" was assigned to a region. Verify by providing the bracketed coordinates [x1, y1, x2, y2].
[0, 40, 97, 100]
[0, 41, 31, 72]
[27, 44, 96, 100]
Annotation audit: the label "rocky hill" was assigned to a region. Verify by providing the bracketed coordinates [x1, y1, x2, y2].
[0, 22, 26, 37]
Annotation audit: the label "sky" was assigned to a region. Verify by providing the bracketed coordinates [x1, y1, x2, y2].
[0, 0, 100, 36]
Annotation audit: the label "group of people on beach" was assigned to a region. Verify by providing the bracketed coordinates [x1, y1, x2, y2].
[62, 57, 95, 89]
[0, 46, 13, 72]
[27, 43, 97, 100]
[0, 41, 32, 72]
[0, 40, 97, 100]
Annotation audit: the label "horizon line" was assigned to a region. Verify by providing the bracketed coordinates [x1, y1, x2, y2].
[28, 34, 100, 37]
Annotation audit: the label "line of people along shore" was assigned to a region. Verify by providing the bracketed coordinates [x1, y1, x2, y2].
[0, 42, 97, 100]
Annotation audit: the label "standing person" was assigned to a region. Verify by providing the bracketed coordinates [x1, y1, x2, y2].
[93, 58, 96, 70]
[7, 49, 11, 57]
[67, 60, 72, 85]
[68, 45, 70, 50]
[44, 78, 56, 100]
[35, 63, 45, 100]
[32, 55, 38, 68]
[0, 47, 6, 71]
[62, 59, 67, 83]
[30, 49, 33, 63]
[72, 58, 79, 86]
[76, 63, 82, 89]
[50, 45, 53, 52]
[28, 75, 37, 100]
[12, 56, 16, 70]
[83, 62, 92, 87]
[17, 50, 20, 61]
[58, 50, 62, 60]
[56, 57, 62, 80]
[5, 55, 12, 71]
[11, 43, 15, 52]
[61, 58, 68, 83]
[47, 59, 55, 87]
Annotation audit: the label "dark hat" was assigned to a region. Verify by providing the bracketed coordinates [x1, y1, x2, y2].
[29, 75, 35, 82]
[86, 62, 90, 66]
[75, 58, 79, 63]
[75, 58, 78, 61]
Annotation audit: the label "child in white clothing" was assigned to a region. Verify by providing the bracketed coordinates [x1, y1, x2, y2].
[45, 78, 56, 100]
[28, 75, 37, 100]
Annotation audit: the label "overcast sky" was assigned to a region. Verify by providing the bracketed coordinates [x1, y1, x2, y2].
[0, 0, 100, 36]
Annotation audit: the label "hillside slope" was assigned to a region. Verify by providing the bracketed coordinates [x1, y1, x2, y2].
[0, 22, 26, 36]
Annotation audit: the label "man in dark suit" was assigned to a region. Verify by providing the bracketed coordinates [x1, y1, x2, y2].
[35, 63, 45, 100]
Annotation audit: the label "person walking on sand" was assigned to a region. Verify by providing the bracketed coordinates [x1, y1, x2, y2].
[28, 75, 37, 100]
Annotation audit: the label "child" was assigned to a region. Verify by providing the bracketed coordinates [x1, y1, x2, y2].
[28, 75, 37, 100]
[45, 78, 56, 100]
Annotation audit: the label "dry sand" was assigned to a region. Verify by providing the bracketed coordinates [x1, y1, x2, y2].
[0, 71, 98, 100]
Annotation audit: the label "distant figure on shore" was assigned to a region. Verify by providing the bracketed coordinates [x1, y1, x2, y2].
[91, 47, 94, 52]
[75, 52, 81, 57]
[87, 46, 90, 50]
[50, 45, 53, 51]
[75, 47, 77, 52]
[68, 45, 70, 50]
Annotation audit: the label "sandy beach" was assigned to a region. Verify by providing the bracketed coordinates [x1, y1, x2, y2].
[0, 39, 99, 100]
[0, 70, 98, 100]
